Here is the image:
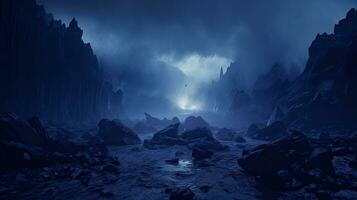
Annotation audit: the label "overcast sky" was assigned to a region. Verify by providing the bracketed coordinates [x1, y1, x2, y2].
[38, 0, 357, 116]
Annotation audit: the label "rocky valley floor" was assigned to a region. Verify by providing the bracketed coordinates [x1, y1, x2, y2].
[1, 128, 357, 200]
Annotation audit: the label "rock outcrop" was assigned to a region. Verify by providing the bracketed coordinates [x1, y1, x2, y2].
[97, 119, 141, 146]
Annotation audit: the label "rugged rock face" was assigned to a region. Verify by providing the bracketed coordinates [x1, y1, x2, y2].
[252, 64, 292, 116]
[0, 0, 122, 122]
[280, 9, 357, 131]
[204, 62, 247, 113]
[229, 90, 252, 113]
[97, 119, 141, 146]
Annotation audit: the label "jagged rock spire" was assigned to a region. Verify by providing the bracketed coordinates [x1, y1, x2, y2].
[69, 18, 78, 28]
[220, 67, 224, 81]
[68, 18, 83, 38]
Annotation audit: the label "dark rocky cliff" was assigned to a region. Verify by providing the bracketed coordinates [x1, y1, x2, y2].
[0, 0, 122, 123]
[279, 8, 357, 130]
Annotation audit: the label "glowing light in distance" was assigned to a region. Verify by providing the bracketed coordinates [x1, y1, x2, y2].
[177, 96, 201, 111]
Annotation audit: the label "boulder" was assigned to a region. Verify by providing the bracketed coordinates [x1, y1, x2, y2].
[184, 116, 210, 131]
[246, 123, 265, 137]
[169, 187, 195, 200]
[248, 121, 288, 141]
[97, 119, 141, 146]
[181, 127, 213, 141]
[143, 123, 186, 148]
[181, 128, 227, 151]
[238, 131, 311, 177]
[237, 131, 345, 191]
[306, 147, 335, 175]
[0, 113, 46, 147]
[215, 128, 236, 141]
[235, 135, 246, 143]
[28, 116, 49, 141]
[192, 145, 213, 161]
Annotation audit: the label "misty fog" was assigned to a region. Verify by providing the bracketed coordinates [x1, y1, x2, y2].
[37, 0, 357, 120]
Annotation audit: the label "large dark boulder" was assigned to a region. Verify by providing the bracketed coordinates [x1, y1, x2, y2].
[28, 116, 50, 141]
[181, 128, 228, 151]
[0, 113, 46, 147]
[143, 123, 186, 148]
[306, 147, 335, 175]
[144, 125, 227, 151]
[215, 128, 236, 141]
[247, 121, 288, 141]
[246, 123, 265, 137]
[238, 131, 311, 177]
[97, 119, 141, 146]
[192, 145, 213, 161]
[238, 131, 343, 191]
[184, 116, 210, 131]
